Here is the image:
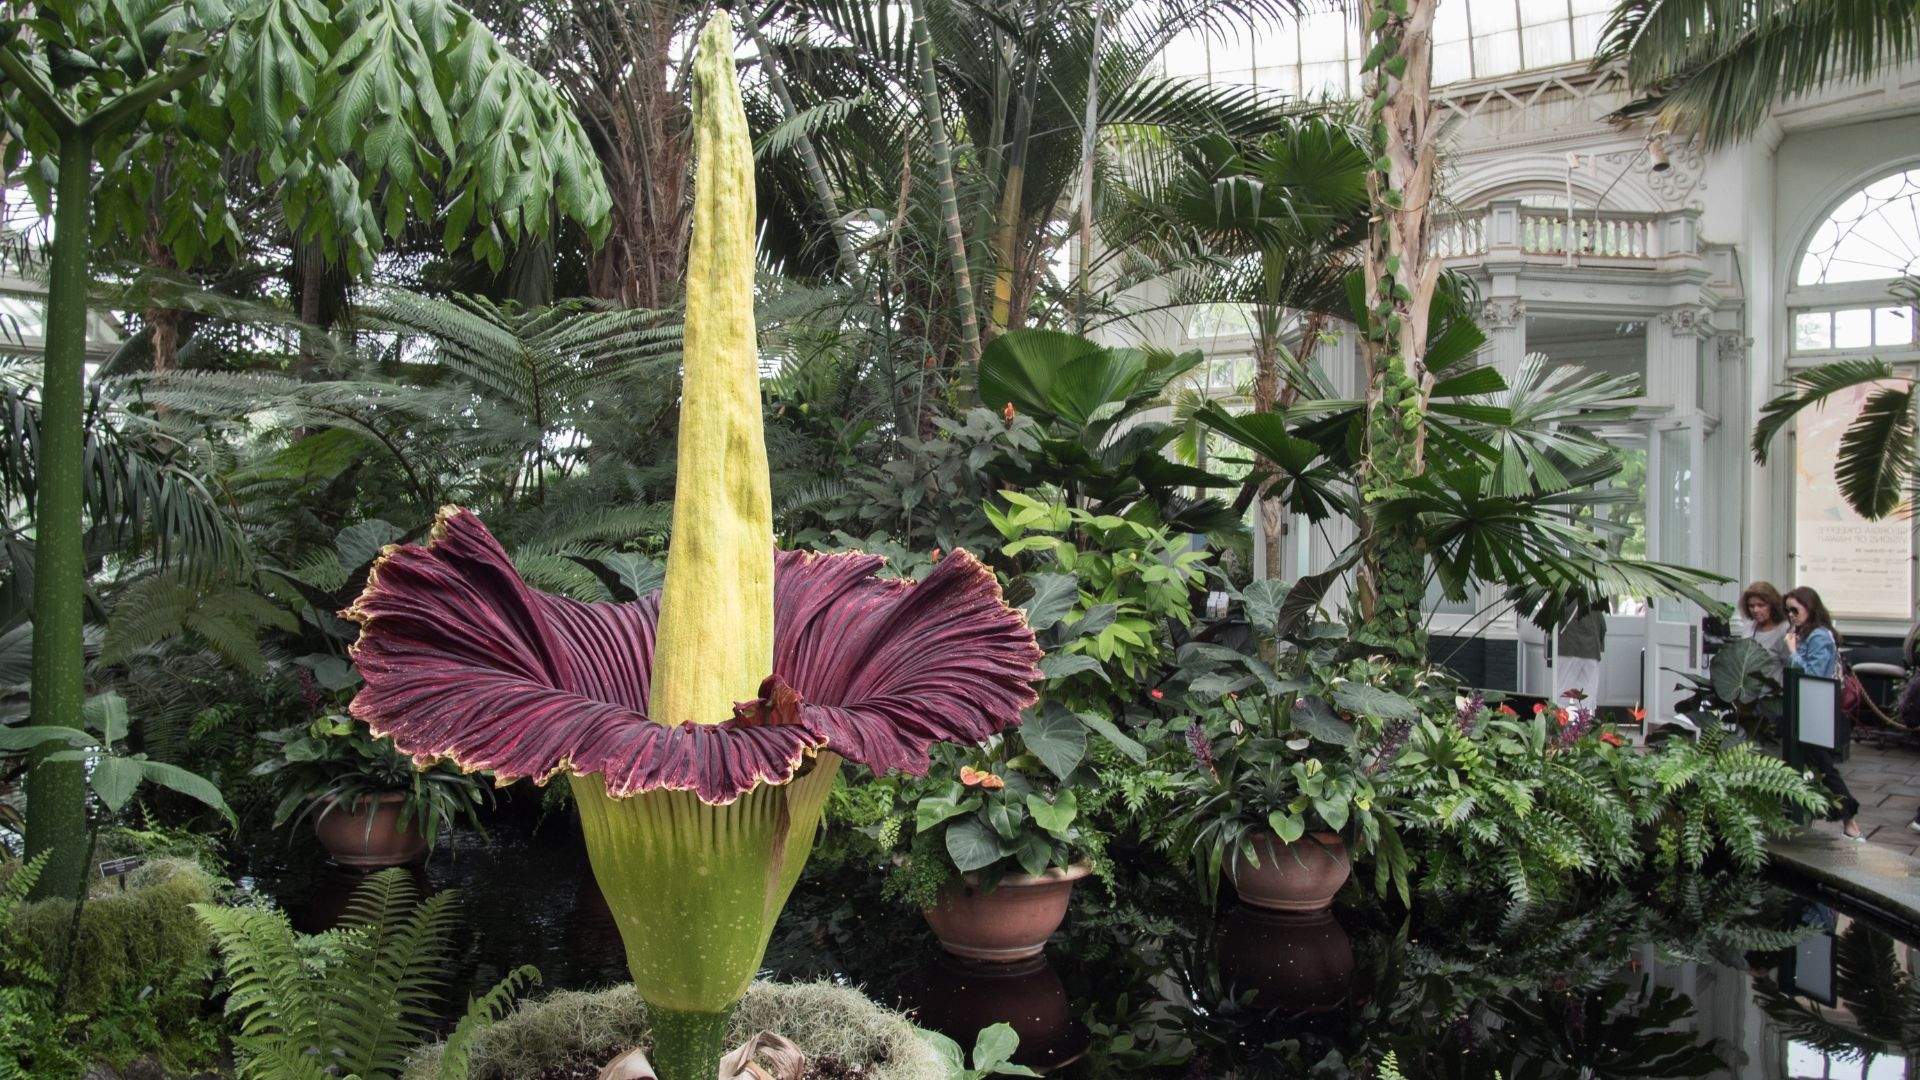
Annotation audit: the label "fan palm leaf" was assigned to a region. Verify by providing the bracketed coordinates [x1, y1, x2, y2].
[1599, 0, 1920, 149]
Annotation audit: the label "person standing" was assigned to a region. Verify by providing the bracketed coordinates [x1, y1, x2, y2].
[1741, 582, 1792, 685]
[1785, 586, 1863, 841]
[1554, 601, 1607, 708]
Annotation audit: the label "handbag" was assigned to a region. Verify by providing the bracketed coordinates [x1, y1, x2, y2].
[1840, 663, 1866, 720]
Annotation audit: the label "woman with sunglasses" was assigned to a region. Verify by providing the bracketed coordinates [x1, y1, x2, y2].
[1785, 586, 1863, 840]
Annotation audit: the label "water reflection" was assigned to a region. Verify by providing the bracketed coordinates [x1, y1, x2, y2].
[898, 952, 1090, 1072]
[1214, 907, 1353, 1016]
[244, 821, 1920, 1077]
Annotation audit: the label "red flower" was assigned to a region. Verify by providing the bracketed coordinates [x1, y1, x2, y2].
[1149, 688, 1165, 701]
[1599, 731, 1625, 747]
[344, 510, 1043, 805]
[1630, 705, 1646, 722]
[1002, 402, 1017, 423]
[930, 548, 943, 563]
[1531, 702, 1547, 715]
[1497, 703, 1517, 716]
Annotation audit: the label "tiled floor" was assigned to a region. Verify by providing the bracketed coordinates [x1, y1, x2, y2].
[1828, 736, 1920, 856]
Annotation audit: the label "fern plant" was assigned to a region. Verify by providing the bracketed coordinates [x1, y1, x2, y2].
[195, 869, 537, 1080]
[1628, 720, 1831, 873]
[101, 573, 299, 678]
[0, 854, 86, 1080]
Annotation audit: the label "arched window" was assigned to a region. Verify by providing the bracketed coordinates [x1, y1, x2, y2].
[1790, 166, 1920, 356]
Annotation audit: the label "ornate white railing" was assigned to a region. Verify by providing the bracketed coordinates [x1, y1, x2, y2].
[1428, 199, 1700, 266]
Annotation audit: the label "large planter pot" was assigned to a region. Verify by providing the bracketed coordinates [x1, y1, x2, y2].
[922, 862, 1091, 962]
[1227, 831, 1349, 912]
[313, 792, 427, 868]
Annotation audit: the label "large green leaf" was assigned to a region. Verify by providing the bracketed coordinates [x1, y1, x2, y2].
[91, 756, 143, 813]
[1019, 705, 1088, 780]
[1331, 683, 1419, 722]
[945, 817, 1008, 873]
[1021, 572, 1080, 631]
[140, 760, 235, 824]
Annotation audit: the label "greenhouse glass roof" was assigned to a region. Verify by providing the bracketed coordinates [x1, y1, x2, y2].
[1162, 0, 1617, 96]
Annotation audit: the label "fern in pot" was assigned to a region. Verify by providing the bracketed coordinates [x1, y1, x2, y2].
[255, 714, 489, 867]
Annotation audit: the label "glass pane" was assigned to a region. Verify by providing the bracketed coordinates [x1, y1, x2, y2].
[1834, 306, 1872, 349]
[1521, 22, 1572, 68]
[1875, 305, 1915, 346]
[1525, 315, 1648, 392]
[1657, 426, 1693, 621]
[1473, 29, 1521, 74]
[1797, 167, 1920, 286]
[1795, 311, 1833, 351]
[1433, 40, 1473, 84]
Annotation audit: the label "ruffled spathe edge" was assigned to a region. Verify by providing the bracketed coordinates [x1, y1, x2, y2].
[342, 508, 1041, 804]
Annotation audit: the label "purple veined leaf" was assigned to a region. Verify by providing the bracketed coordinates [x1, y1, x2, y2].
[342, 509, 1042, 805]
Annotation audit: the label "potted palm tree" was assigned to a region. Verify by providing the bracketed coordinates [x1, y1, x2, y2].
[256, 715, 489, 867]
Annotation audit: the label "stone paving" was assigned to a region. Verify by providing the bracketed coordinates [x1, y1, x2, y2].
[1829, 736, 1920, 856]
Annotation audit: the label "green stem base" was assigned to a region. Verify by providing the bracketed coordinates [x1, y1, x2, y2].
[649, 1006, 733, 1080]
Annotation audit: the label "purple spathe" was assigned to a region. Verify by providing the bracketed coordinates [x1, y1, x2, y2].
[343, 509, 1042, 805]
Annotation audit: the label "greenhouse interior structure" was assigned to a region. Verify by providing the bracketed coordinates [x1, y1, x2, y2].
[4, 1, 1920, 1077]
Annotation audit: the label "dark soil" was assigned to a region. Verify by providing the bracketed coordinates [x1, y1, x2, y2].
[530, 1055, 871, 1079]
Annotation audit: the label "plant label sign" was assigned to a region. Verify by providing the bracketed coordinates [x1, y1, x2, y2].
[98, 856, 144, 881]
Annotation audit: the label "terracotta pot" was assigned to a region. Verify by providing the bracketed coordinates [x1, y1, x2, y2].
[1226, 831, 1349, 912]
[922, 862, 1091, 962]
[313, 792, 428, 868]
[1216, 906, 1354, 1015]
[898, 952, 1089, 1072]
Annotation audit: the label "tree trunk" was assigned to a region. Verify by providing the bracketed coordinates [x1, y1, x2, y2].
[1071, 2, 1103, 334]
[747, 19, 856, 278]
[24, 129, 95, 902]
[1252, 307, 1284, 580]
[1355, 0, 1441, 662]
[908, 0, 982, 368]
[987, 14, 1042, 338]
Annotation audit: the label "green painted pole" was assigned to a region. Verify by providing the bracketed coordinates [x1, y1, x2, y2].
[23, 127, 95, 901]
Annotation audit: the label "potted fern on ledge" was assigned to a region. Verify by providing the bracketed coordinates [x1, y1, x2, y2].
[256, 714, 489, 867]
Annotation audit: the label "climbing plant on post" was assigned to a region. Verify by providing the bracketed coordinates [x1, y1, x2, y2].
[1355, 0, 1440, 662]
[0, 0, 608, 900]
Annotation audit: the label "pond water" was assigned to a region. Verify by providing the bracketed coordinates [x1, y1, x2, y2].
[247, 815, 1920, 1078]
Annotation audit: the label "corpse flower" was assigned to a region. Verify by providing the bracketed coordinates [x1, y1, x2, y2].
[342, 16, 1040, 1080]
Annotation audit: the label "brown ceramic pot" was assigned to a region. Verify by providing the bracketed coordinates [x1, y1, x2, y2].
[312, 792, 428, 868]
[922, 862, 1091, 962]
[1226, 831, 1349, 912]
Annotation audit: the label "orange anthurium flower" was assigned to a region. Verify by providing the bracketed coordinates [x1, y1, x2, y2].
[1630, 705, 1646, 722]
[1531, 702, 1547, 715]
[960, 766, 1006, 790]
[1599, 731, 1625, 747]
[1497, 703, 1517, 716]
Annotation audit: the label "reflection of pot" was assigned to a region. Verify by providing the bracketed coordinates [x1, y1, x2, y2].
[313, 792, 427, 868]
[295, 863, 431, 934]
[1227, 831, 1349, 912]
[898, 951, 1089, 1073]
[1216, 906, 1353, 1015]
[922, 863, 1091, 962]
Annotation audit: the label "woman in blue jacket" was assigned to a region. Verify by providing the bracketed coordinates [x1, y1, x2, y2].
[1786, 586, 1862, 840]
